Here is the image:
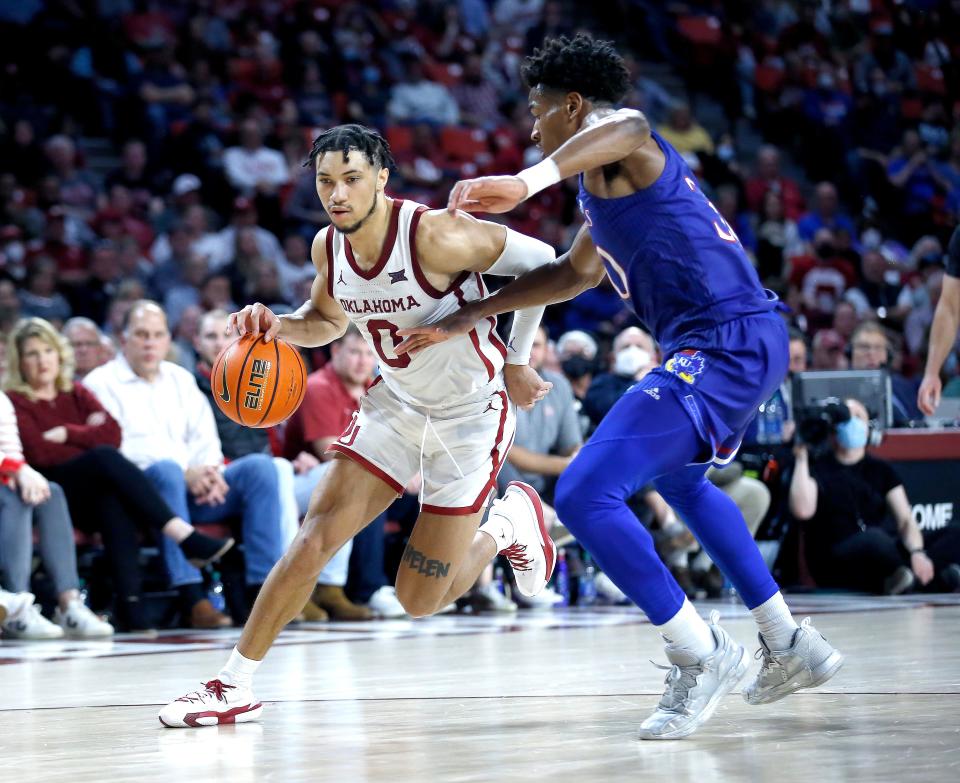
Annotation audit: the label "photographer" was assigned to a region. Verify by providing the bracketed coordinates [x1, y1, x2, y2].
[790, 398, 960, 594]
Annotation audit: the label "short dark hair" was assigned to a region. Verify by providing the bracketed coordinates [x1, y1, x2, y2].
[788, 327, 808, 345]
[304, 124, 395, 171]
[521, 34, 631, 105]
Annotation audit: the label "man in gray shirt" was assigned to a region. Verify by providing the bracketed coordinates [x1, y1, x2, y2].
[498, 325, 582, 499]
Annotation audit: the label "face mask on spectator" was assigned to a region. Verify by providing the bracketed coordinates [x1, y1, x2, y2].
[815, 242, 835, 258]
[561, 355, 595, 380]
[883, 269, 901, 286]
[717, 144, 735, 162]
[836, 418, 868, 449]
[614, 345, 652, 377]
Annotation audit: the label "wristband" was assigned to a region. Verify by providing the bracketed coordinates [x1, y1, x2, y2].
[909, 547, 925, 555]
[516, 158, 561, 200]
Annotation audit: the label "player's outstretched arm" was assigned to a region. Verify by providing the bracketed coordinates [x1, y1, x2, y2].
[229, 231, 348, 347]
[396, 224, 604, 355]
[448, 109, 651, 214]
[918, 273, 960, 415]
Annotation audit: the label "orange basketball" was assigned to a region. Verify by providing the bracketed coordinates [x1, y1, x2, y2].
[211, 334, 306, 428]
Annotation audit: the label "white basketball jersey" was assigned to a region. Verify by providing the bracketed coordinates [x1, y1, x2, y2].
[325, 198, 506, 408]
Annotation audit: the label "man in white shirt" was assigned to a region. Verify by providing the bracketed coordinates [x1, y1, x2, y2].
[387, 56, 460, 126]
[84, 300, 284, 627]
[223, 119, 290, 195]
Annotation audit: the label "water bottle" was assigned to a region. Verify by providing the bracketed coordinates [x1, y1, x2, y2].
[756, 392, 784, 445]
[579, 553, 597, 606]
[494, 564, 509, 599]
[208, 570, 227, 613]
[554, 551, 570, 606]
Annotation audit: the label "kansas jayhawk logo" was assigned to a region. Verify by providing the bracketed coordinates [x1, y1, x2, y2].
[665, 350, 706, 384]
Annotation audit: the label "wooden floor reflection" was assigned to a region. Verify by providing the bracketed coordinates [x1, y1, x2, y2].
[2, 595, 959, 783]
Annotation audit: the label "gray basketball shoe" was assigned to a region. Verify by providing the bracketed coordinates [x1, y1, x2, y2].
[638, 611, 749, 740]
[742, 617, 844, 705]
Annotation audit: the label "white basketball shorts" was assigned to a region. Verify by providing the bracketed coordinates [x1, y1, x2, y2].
[327, 377, 516, 515]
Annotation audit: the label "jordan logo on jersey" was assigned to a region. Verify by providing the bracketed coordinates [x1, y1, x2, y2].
[388, 269, 408, 284]
[337, 271, 346, 285]
[665, 350, 706, 385]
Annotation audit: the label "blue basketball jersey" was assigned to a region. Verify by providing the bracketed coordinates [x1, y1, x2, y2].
[577, 131, 778, 354]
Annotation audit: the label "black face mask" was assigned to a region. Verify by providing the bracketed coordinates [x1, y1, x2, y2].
[815, 243, 835, 258]
[562, 355, 595, 380]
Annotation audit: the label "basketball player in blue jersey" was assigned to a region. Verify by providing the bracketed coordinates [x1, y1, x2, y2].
[398, 35, 843, 739]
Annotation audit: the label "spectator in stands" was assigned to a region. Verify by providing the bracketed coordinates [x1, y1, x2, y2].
[136, 43, 195, 145]
[849, 321, 922, 424]
[43, 135, 98, 221]
[811, 329, 848, 371]
[387, 54, 460, 126]
[0, 390, 112, 639]
[832, 300, 860, 343]
[886, 129, 939, 239]
[83, 301, 283, 626]
[283, 326, 404, 619]
[223, 118, 290, 197]
[27, 207, 87, 285]
[790, 228, 857, 323]
[756, 190, 804, 283]
[790, 397, 960, 594]
[555, 329, 599, 407]
[745, 145, 805, 220]
[62, 317, 110, 379]
[18, 257, 71, 325]
[276, 235, 315, 303]
[584, 326, 658, 427]
[656, 103, 714, 156]
[103, 139, 158, 211]
[797, 182, 856, 243]
[853, 21, 916, 97]
[451, 54, 504, 129]
[845, 248, 911, 322]
[212, 197, 284, 270]
[5, 317, 233, 630]
[65, 241, 123, 326]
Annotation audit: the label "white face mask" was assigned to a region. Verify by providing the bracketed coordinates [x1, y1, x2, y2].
[614, 345, 652, 377]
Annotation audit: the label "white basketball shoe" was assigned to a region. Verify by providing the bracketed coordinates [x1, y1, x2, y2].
[639, 612, 749, 740]
[159, 679, 263, 728]
[487, 481, 557, 598]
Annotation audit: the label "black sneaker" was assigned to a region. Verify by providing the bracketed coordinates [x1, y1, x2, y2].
[180, 532, 235, 568]
[941, 563, 960, 592]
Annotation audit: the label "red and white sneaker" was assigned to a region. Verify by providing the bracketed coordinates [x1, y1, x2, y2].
[158, 679, 262, 728]
[490, 481, 556, 598]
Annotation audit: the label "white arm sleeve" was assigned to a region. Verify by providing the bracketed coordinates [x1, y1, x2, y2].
[484, 228, 555, 364]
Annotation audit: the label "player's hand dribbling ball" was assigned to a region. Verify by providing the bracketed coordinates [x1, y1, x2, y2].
[212, 334, 306, 427]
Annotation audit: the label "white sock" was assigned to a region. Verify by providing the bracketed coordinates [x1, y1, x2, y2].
[655, 599, 716, 658]
[218, 647, 261, 690]
[750, 592, 799, 650]
[162, 517, 194, 544]
[478, 506, 515, 551]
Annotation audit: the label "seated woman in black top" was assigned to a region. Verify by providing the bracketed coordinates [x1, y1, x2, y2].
[789, 397, 960, 594]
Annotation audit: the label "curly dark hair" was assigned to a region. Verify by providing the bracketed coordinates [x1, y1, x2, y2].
[521, 34, 631, 105]
[304, 124, 395, 170]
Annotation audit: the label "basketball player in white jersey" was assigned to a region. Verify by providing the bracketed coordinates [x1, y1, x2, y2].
[159, 125, 561, 727]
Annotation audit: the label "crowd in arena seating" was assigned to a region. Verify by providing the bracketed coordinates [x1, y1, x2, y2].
[0, 1, 958, 634]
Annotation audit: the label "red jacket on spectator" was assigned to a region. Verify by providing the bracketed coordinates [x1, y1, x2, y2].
[7, 383, 121, 468]
[745, 176, 805, 221]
